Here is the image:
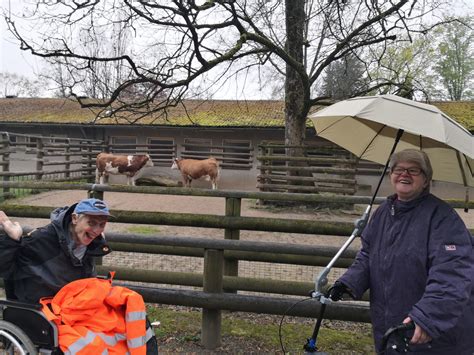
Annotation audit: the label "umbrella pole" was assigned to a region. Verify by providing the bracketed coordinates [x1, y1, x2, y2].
[304, 129, 404, 354]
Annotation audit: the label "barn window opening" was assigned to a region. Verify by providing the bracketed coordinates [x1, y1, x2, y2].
[147, 138, 175, 166]
[182, 138, 213, 160]
[222, 140, 252, 170]
[110, 136, 138, 155]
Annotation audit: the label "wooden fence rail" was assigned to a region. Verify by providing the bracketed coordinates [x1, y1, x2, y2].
[257, 143, 360, 195]
[0, 181, 471, 349]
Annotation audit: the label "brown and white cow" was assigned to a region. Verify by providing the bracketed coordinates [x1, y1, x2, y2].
[95, 153, 154, 186]
[171, 157, 220, 190]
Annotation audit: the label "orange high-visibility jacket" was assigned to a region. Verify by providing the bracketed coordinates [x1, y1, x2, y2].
[41, 276, 151, 355]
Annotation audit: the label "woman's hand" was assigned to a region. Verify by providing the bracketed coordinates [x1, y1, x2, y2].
[403, 317, 432, 344]
[0, 211, 23, 241]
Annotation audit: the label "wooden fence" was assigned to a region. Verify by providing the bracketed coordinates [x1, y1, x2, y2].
[256, 142, 383, 195]
[0, 132, 106, 198]
[0, 181, 471, 350]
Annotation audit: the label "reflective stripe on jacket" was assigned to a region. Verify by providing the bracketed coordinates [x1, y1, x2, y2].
[41, 277, 148, 355]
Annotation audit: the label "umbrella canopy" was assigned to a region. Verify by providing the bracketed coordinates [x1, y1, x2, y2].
[309, 95, 474, 187]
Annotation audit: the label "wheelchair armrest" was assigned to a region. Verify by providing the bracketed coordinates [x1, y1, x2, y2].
[0, 299, 42, 311]
[1, 300, 59, 349]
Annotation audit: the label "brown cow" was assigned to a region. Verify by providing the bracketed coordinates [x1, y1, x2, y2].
[171, 157, 220, 189]
[95, 153, 154, 186]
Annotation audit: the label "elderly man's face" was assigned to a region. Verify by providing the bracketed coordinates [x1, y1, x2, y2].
[390, 162, 428, 201]
[71, 214, 108, 246]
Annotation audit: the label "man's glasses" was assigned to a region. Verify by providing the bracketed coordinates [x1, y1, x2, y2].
[391, 167, 423, 176]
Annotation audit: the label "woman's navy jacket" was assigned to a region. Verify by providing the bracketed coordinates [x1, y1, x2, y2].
[339, 191, 474, 354]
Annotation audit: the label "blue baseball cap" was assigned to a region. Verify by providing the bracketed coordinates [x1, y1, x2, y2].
[73, 198, 112, 217]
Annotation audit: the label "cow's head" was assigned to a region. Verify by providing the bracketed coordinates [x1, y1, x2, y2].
[144, 154, 154, 167]
[171, 158, 181, 170]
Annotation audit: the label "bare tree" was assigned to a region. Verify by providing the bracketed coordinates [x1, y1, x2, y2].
[0, 72, 41, 97]
[2, 0, 459, 148]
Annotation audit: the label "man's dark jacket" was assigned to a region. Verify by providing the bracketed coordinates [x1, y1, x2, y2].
[339, 191, 474, 354]
[0, 203, 111, 303]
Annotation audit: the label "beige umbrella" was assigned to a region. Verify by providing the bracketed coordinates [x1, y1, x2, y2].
[309, 94, 473, 187]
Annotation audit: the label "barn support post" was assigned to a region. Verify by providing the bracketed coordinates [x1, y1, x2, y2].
[223, 197, 240, 293]
[202, 248, 223, 349]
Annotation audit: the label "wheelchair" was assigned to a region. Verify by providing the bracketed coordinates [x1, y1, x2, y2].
[0, 299, 160, 355]
[0, 299, 60, 355]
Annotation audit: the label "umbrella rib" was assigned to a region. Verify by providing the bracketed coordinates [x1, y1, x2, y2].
[456, 151, 468, 187]
[467, 157, 474, 178]
[315, 117, 346, 135]
[358, 124, 387, 160]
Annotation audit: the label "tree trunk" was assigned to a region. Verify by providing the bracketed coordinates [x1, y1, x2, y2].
[284, 0, 312, 186]
[284, 0, 306, 152]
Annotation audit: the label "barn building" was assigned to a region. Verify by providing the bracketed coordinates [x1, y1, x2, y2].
[0, 98, 471, 199]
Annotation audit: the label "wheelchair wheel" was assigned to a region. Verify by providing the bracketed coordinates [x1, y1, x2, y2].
[0, 320, 37, 355]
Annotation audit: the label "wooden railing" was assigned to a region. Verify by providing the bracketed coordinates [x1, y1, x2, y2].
[0, 181, 471, 349]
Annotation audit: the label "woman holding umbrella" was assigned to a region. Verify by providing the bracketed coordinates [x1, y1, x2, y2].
[329, 149, 474, 354]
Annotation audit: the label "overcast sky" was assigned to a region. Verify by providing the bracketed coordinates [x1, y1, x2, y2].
[1, 0, 471, 100]
[0, 0, 43, 78]
[0, 0, 268, 99]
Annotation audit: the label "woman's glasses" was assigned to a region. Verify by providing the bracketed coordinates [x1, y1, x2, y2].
[391, 167, 423, 176]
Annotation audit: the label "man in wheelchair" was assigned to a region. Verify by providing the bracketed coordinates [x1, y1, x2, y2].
[0, 198, 158, 354]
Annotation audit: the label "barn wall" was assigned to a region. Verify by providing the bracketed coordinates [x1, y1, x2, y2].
[0, 122, 470, 200]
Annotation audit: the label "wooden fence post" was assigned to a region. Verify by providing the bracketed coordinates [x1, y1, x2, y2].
[36, 138, 44, 180]
[202, 248, 223, 350]
[65, 138, 71, 179]
[0, 133, 10, 199]
[88, 190, 104, 200]
[81, 141, 94, 181]
[224, 197, 240, 292]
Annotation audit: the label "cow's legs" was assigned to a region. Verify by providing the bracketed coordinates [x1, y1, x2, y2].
[211, 178, 217, 190]
[126, 176, 134, 186]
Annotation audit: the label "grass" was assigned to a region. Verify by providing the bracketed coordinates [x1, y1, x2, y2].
[146, 305, 375, 354]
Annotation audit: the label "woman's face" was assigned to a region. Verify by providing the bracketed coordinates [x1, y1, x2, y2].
[71, 214, 108, 246]
[390, 161, 428, 201]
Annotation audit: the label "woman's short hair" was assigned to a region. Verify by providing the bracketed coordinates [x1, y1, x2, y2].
[389, 149, 433, 182]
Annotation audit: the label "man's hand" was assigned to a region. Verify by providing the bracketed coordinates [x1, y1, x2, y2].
[327, 281, 353, 301]
[0, 211, 23, 241]
[403, 317, 432, 345]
